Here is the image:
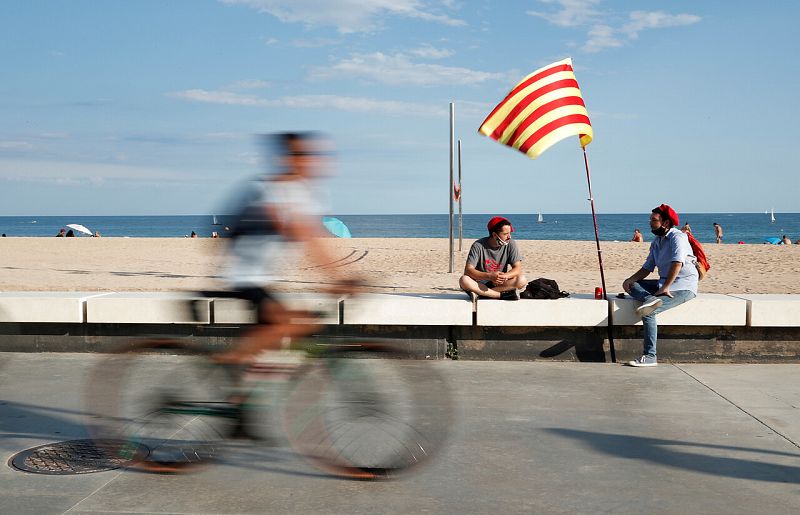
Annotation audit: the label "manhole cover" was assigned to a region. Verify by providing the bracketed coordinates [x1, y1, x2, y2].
[9, 439, 150, 475]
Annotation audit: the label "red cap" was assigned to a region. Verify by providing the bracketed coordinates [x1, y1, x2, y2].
[487, 216, 514, 233]
[654, 204, 679, 227]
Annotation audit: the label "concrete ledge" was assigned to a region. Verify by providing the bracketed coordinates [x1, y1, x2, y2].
[476, 293, 609, 327]
[730, 294, 800, 327]
[611, 293, 747, 326]
[0, 292, 112, 323]
[86, 292, 209, 324]
[342, 293, 473, 326]
[213, 293, 341, 325]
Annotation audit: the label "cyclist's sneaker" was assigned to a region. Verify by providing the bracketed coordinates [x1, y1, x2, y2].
[627, 355, 657, 367]
[635, 297, 662, 317]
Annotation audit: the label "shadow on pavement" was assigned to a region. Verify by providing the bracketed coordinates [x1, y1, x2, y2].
[0, 401, 91, 440]
[546, 428, 800, 484]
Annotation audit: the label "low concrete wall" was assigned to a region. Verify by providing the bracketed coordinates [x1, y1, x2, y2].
[1, 292, 799, 362]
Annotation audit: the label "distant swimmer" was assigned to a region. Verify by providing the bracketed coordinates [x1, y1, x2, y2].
[631, 228, 644, 242]
[713, 222, 723, 244]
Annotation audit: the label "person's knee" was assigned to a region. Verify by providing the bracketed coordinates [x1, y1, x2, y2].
[458, 275, 472, 290]
[514, 275, 528, 288]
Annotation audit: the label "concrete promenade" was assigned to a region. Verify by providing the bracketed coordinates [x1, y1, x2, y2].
[1, 353, 799, 514]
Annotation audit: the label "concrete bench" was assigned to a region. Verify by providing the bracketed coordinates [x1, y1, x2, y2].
[341, 293, 473, 326]
[610, 293, 747, 326]
[730, 295, 800, 327]
[0, 292, 112, 323]
[475, 293, 609, 327]
[212, 293, 341, 325]
[86, 292, 210, 324]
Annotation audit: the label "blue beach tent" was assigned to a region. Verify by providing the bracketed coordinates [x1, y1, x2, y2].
[763, 237, 781, 245]
[322, 217, 352, 238]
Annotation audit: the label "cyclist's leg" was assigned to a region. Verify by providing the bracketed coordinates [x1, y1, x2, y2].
[214, 288, 320, 364]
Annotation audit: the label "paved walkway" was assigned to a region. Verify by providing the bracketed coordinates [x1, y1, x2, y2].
[1, 353, 799, 514]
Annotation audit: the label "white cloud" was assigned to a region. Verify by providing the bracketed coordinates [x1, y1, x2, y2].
[622, 11, 701, 39]
[168, 89, 272, 106]
[528, 1, 700, 53]
[527, 0, 601, 28]
[583, 24, 623, 53]
[220, 0, 464, 33]
[227, 79, 271, 89]
[291, 37, 341, 48]
[410, 44, 454, 59]
[0, 141, 34, 151]
[169, 88, 446, 117]
[0, 158, 194, 185]
[310, 52, 504, 86]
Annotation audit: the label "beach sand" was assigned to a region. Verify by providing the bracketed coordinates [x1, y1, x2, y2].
[0, 237, 798, 295]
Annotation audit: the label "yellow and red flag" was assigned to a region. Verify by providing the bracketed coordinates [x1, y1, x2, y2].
[478, 57, 592, 160]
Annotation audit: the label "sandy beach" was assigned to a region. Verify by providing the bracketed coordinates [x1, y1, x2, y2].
[1, 237, 798, 295]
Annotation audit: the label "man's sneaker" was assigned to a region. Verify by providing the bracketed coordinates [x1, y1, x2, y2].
[627, 355, 657, 367]
[465, 291, 478, 303]
[635, 297, 663, 317]
[500, 290, 519, 301]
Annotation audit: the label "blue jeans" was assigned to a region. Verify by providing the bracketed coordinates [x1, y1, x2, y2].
[627, 280, 696, 357]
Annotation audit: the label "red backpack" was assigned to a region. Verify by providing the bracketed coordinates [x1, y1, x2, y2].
[686, 233, 710, 280]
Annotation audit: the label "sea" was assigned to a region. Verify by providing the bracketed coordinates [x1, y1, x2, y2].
[0, 213, 798, 245]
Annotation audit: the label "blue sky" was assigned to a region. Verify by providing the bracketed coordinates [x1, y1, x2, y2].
[1, 0, 798, 216]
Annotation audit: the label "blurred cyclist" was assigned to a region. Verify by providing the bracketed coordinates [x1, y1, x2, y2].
[215, 132, 355, 364]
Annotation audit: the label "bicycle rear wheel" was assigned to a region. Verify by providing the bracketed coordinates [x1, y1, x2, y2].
[85, 340, 238, 473]
[283, 342, 452, 479]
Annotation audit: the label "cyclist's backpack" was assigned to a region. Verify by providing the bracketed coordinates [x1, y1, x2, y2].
[687, 232, 710, 280]
[521, 278, 569, 299]
[226, 176, 278, 239]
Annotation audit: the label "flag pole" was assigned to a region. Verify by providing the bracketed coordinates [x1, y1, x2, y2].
[458, 139, 463, 251]
[582, 145, 616, 362]
[449, 102, 455, 273]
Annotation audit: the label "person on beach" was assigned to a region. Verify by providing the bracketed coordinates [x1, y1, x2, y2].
[631, 228, 644, 242]
[781, 235, 792, 245]
[56, 228, 65, 237]
[713, 222, 723, 244]
[623, 204, 698, 367]
[65, 229, 75, 237]
[214, 132, 356, 364]
[681, 223, 692, 234]
[459, 216, 527, 301]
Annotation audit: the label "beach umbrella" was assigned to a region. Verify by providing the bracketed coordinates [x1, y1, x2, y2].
[322, 217, 352, 238]
[66, 223, 93, 236]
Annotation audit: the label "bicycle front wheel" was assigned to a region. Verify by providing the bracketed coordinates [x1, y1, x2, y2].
[283, 342, 452, 479]
[85, 340, 238, 472]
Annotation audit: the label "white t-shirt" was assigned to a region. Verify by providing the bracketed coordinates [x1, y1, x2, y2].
[222, 177, 320, 288]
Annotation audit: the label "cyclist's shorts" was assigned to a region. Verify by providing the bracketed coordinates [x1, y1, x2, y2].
[233, 287, 279, 324]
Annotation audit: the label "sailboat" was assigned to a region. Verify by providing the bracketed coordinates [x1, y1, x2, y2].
[537, 212, 545, 223]
[770, 208, 776, 223]
[212, 215, 221, 226]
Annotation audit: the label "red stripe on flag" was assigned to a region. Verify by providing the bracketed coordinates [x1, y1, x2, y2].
[506, 95, 586, 147]
[518, 114, 592, 154]
[480, 63, 573, 128]
[486, 79, 580, 140]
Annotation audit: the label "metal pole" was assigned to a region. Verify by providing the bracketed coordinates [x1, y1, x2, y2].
[449, 103, 455, 273]
[582, 145, 616, 362]
[458, 139, 463, 251]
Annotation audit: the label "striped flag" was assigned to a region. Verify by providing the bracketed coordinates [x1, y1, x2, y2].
[478, 57, 593, 160]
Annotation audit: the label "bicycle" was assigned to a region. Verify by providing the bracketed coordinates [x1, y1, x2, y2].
[84, 298, 452, 480]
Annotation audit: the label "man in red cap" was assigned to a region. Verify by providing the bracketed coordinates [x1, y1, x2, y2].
[622, 204, 698, 367]
[459, 216, 527, 300]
